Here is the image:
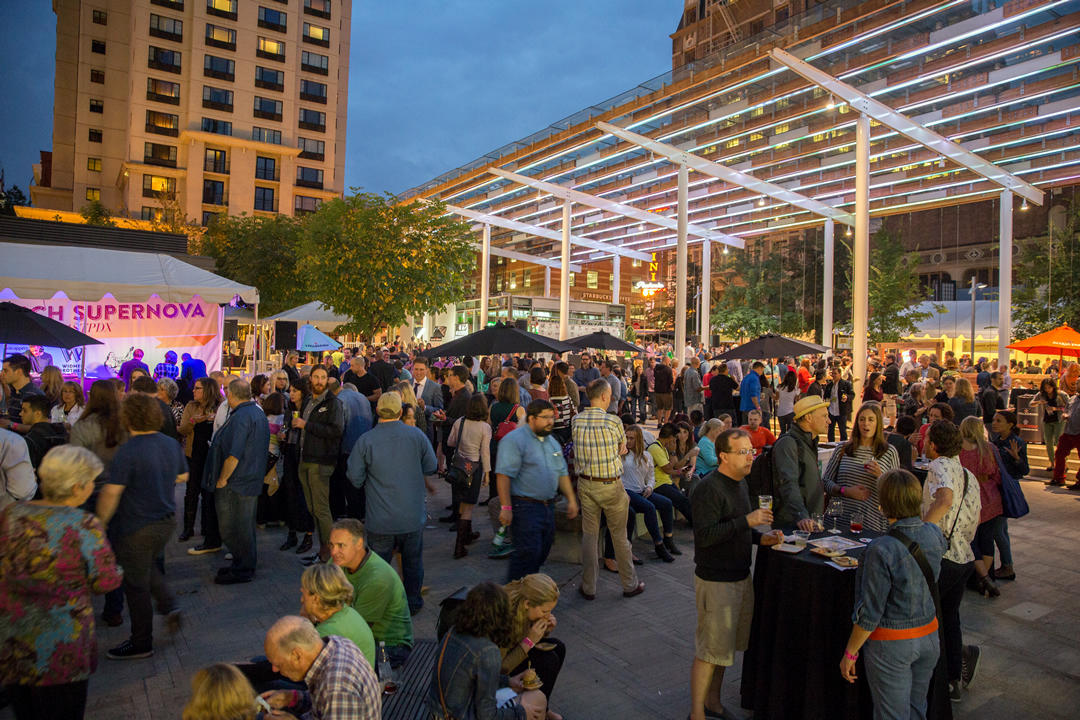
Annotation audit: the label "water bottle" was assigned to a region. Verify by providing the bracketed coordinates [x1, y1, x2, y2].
[377, 641, 397, 695]
[491, 524, 509, 547]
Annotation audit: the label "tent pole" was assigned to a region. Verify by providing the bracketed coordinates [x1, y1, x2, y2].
[253, 301, 260, 370]
[79, 346, 86, 385]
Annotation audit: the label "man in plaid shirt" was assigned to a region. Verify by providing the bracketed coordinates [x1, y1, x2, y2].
[261, 615, 382, 720]
[572, 379, 644, 601]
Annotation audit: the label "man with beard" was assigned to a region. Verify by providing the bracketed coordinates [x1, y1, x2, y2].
[295, 366, 344, 564]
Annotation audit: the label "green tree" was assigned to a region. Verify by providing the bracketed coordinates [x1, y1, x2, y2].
[0, 184, 28, 214]
[79, 200, 116, 227]
[711, 238, 813, 340]
[848, 227, 940, 343]
[1013, 197, 1080, 335]
[148, 189, 204, 247]
[196, 214, 312, 315]
[303, 192, 476, 340]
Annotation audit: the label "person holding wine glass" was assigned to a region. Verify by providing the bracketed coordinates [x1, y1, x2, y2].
[821, 402, 900, 534]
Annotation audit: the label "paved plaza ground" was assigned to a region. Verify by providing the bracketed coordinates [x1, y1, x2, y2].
[4, 447, 1078, 720]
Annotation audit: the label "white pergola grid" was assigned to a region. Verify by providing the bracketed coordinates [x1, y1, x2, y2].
[414, 0, 1077, 344]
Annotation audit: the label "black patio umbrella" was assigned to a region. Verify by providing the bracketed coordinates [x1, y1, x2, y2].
[0, 301, 103, 348]
[421, 322, 577, 358]
[565, 331, 643, 353]
[715, 333, 828, 361]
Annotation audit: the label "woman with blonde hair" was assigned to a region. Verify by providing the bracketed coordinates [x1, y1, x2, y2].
[394, 380, 425, 434]
[299, 562, 376, 666]
[822, 401, 900, 533]
[39, 365, 63, 407]
[51, 380, 86, 425]
[500, 574, 565, 718]
[958, 416, 1005, 598]
[181, 663, 256, 720]
[948, 378, 980, 423]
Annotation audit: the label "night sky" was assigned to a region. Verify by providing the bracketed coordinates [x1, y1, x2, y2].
[0, 1, 676, 198]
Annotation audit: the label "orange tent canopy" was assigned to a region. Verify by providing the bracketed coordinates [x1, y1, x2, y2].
[1007, 324, 1080, 357]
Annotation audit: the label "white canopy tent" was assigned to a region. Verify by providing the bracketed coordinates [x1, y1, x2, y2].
[262, 301, 349, 333]
[0, 242, 258, 304]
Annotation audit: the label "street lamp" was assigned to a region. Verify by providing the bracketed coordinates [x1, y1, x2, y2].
[970, 277, 988, 358]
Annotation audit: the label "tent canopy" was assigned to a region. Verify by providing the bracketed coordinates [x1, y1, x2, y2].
[297, 324, 342, 352]
[0, 242, 257, 304]
[263, 301, 349, 333]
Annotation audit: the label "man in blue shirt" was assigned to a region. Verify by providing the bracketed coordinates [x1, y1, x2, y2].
[204, 379, 271, 585]
[496, 399, 579, 582]
[180, 352, 208, 387]
[738, 362, 765, 426]
[347, 392, 437, 614]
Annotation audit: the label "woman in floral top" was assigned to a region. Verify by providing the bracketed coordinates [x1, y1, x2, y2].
[0, 444, 123, 720]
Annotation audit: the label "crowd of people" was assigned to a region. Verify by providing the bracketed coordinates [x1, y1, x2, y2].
[0, 338, 1074, 720]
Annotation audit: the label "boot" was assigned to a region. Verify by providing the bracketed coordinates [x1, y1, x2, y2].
[464, 519, 480, 545]
[654, 542, 675, 563]
[454, 520, 469, 559]
[295, 533, 313, 555]
[663, 536, 682, 556]
[280, 532, 298, 551]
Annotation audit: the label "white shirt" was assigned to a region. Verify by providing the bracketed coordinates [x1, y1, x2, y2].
[922, 455, 981, 564]
[727, 359, 744, 384]
[51, 404, 84, 425]
[620, 451, 655, 494]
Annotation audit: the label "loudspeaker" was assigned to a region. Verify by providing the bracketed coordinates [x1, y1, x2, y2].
[223, 319, 238, 342]
[274, 321, 297, 350]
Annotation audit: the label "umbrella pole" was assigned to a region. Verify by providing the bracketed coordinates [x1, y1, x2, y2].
[79, 345, 86, 385]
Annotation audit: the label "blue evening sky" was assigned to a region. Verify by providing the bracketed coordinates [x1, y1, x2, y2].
[0, 1, 675, 198]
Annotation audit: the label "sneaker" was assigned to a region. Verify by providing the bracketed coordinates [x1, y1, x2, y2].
[107, 640, 153, 660]
[948, 680, 963, 702]
[300, 554, 322, 566]
[488, 543, 514, 559]
[187, 543, 221, 556]
[224, 552, 233, 561]
[961, 645, 981, 688]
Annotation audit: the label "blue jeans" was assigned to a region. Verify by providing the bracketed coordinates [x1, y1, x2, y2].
[862, 633, 939, 720]
[508, 499, 555, 583]
[368, 529, 424, 613]
[653, 483, 692, 525]
[625, 489, 673, 543]
[215, 487, 258, 575]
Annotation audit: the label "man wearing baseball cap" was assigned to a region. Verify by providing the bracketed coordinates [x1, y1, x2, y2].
[773, 396, 830, 530]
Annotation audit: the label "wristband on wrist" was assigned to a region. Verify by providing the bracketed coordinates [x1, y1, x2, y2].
[844, 649, 858, 661]
[521, 637, 535, 650]
[501, 505, 512, 511]
[839, 486, 844, 496]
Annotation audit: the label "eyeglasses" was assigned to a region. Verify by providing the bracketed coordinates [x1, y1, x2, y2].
[723, 448, 755, 456]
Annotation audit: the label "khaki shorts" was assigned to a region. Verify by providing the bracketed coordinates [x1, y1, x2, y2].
[694, 575, 753, 666]
[655, 392, 673, 410]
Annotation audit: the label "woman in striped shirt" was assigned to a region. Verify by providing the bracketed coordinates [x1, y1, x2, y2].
[822, 401, 900, 533]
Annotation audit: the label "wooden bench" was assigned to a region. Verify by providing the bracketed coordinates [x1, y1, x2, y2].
[382, 639, 437, 720]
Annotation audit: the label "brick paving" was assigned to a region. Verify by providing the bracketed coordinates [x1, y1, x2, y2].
[3, 446, 1079, 720]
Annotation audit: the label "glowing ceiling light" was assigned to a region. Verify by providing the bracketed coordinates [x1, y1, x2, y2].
[1021, 199, 1029, 210]
[845, 227, 853, 237]
[826, 95, 835, 110]
[757, 197, 766, 207]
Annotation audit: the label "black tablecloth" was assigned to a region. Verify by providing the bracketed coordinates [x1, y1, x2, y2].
[739, 530, 951, 720]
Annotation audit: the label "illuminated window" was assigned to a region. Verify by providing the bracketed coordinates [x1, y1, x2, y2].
[569, 273, 575, 287]
[724, 138, 740, 149]
[85, 187, 100, 201]
[774, 123, 790, 135]
[257, 37, 285, 60]
[750, 132, 764, 142]
[205, 24, 236, 48]
[587, 271, 599, 289]
[303, 23, 330, 45]
[87, 157, 102, 172]
[142, 174, 176, 197]
[813, 133, 824, 143]
[524, 271, 531, 288]
[751, 106, 764, 117]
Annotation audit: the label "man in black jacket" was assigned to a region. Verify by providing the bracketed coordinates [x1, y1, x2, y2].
[689, 429, 782, 720]
[824, 365, 854, 442]
[18, 395, 68, 469]
[294, 365, 344, 564]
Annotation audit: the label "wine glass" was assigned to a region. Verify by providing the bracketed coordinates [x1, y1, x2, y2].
[849, 511, 865, 535]
[826, 497, 844, 534]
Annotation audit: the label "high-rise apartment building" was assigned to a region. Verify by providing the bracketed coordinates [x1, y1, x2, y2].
[31, 0, 351, 225]
[671, 0, 811, 68]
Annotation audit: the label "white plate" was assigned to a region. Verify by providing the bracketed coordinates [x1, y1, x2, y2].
[771, 543, 805, 553]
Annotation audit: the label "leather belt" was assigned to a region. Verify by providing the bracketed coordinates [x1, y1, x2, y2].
[511, 495, 556, 506]
[578, 474, 618, 483]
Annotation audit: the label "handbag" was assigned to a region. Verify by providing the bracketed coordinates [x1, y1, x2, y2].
[494, 404, 520, 441]
[435, 629, 458, 720]
[993, 444, 1029, 519]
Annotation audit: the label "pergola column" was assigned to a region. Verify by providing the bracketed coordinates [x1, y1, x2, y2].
[852, 114, 871, 396]
[544, 266, 552, 297]
[612, 256, 621, 305]
[676, 164, 689, 362]
[479, 224, 491, 331]
[700, 240, 711, 346]
[559, 201, 571, 340]
[822, 218, 835, 356]
[998, 189, 1013, 370]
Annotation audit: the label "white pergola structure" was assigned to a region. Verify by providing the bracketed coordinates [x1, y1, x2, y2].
[769, 48, 1043, 390]
[404, 1, 1077, 358]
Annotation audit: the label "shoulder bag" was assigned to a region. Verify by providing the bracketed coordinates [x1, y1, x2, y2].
[435, 628, 459, 720]
[993, 444, 1029, 519]
[494, 404, 520, 441]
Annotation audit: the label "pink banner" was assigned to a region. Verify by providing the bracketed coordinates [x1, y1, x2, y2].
[1, 292, 223, 379]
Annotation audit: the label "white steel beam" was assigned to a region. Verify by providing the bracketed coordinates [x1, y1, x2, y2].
[466, 231, 581, 272]
[489, 167, 745, 247]
[479, 224, 491, 330]
[447, 202, 650, 262]
[559, 201, 571, 341]
[998, 189, 1013, 371]
[676, 164, 689, 366]
[769, 48, 1044, 207]
[596, 121, 855, 227]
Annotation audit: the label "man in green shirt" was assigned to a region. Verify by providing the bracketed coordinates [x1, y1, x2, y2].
[300, 563, 377, 668]
[329, 519, 413, 667]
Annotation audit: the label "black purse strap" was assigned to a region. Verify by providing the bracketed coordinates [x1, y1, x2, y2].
[888, 527, 943, 631]
[946, 468, 971, 547]
[436, 628, 457, 720]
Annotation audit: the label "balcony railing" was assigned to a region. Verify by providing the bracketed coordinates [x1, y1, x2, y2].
[295, 177, 323, 189]
[253, 109, 283, 121]
[258, 19, 287, 33]
[147, 91, 181, 105]
[298, 120, 325, 132]
[255, 167, 280, 181]
[202, 192, 227, 206]
[205, 37, 236, 51]
[145, 123, 179, 137]
[143, 155, 177, 168]
[151, 0, 184, 10]
[304, 4, 330, 20]
[255, 78, 284, 91]
[301, 61, 328, 76]
[203, 99, 233, 112]
[149, 28, 183, 43]
[303, 35, 330, 48]
[148, 58, 182, 74]
[298, 150, 324, 161]
[144, 186, 175, 198]
[300, 91, 327, 104]
[256, 48, 285, 62]
[204, 67, 234, 81]
[204, 159, 230, 174]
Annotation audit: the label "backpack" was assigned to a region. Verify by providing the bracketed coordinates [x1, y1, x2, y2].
[494, 404, 520, 441]
[746, 443, 775, 506]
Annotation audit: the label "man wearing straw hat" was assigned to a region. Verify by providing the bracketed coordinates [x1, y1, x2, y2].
[773, 396, 830, 531]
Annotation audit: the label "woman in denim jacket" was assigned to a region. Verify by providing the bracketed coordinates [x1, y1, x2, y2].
[840, 469, 946, 720]
[428, 582, 547, 720]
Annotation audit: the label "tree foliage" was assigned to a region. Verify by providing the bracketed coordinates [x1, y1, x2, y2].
[79, 200, 116, 227]
[303, 192, 476, 340]
[1013, 197, 1080, 336]
[0, 184, 28, 214]
[196, 213, 312, 316]
[844, 227, 941, 343]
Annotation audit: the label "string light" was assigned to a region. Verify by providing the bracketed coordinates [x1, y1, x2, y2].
[1021, 199, 1029, 211]
[757, 197, 766, 207]
[826, 94, 835, 110]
